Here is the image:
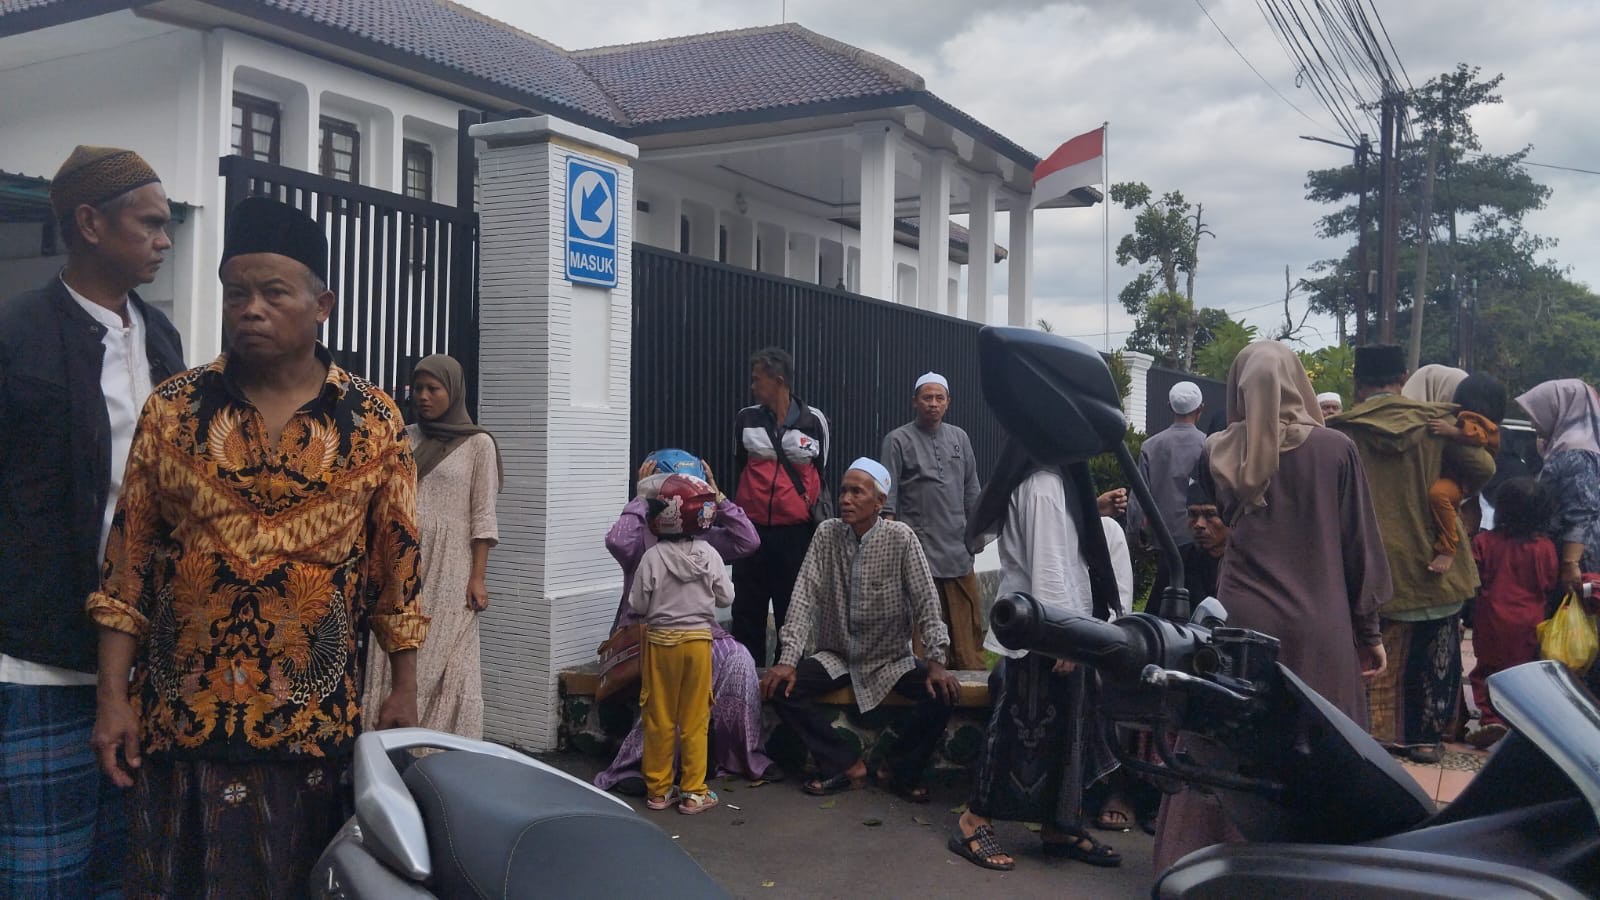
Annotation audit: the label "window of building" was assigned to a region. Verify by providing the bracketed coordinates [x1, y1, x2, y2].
[403, 140, 433, 201]
[231, 92, 281, 164]
[718, 225, 728, 263]
[679, 215, 691, 254]
[319, 116, 361, 183]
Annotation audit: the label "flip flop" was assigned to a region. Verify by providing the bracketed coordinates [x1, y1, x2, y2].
[1041, 830, 1122, 868]
[802, 771, 865, 796]
[947, 824, 1015, 871]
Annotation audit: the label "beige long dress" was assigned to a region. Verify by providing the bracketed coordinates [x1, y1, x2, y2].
[365, 427, 499, 738]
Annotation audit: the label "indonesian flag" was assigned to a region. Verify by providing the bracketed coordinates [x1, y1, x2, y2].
[1030, 126, 1105, 208]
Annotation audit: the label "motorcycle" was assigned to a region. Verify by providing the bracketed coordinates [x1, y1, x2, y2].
[975, 325, 1600, 899]
[308, 728, 727, 898]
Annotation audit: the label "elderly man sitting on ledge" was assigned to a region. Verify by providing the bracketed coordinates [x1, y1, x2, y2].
[760, 457, 960, 803]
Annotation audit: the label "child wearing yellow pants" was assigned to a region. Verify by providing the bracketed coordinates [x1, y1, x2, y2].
[629, 473, 734, 814]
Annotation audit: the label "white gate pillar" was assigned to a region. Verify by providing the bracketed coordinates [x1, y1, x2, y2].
[469, 115, 639, 750]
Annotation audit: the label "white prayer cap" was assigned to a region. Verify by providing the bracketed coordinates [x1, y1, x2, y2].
[847, 457, 892, 496]
[1316, 391, 1343, 407]
[1169, 381, 1204, 415]
[914, 372, 949, 394]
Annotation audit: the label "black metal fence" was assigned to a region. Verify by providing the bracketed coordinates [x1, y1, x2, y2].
[218, 155, 479, 413]
[1145, 365, 1228, 435]
[632, 245, 1003, 495]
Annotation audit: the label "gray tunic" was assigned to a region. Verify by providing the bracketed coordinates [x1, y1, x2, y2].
[1129, 422, 1207, 547]
[880, 421, 981, 578]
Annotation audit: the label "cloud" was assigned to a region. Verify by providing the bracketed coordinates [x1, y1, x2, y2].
[464, 0, 1600, 340]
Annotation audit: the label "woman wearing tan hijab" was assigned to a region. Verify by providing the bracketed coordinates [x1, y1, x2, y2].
[365, 354, 502, 739]
[1154, 341, 1393, 871]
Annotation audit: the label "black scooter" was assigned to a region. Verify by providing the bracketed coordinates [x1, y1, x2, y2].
[308, 728, 726, 898]
[974, 325, 1599, 899]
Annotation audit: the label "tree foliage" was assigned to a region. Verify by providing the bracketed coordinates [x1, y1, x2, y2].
[1302, 63, 1596, 393]
[1110, 182, 1216, 369]
[1193, 319, 1258, 380]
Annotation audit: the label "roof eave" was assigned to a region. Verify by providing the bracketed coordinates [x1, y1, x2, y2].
[194, 0, 626, 133]
[0, 0, 139, 38]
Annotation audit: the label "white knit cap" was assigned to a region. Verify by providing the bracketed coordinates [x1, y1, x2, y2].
[847, 457, 892, 496]
[1316, 392, 1343, 406]
[1169, 381, 1204, 415]
[914, 372, 949, 394]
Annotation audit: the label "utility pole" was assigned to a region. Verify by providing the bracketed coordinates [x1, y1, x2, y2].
[1378, 92, 1403, 344]
[1406, 134, 1439, 372]
[1299, 132, 1373, 345]
[1354, 134, 1371, 346]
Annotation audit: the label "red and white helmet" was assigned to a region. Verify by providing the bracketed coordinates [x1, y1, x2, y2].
[648, 474, 718, 537]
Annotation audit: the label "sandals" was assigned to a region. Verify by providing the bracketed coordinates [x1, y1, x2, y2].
[678, 790, 719, 815]
[1041, 829, 1122, 868]
[802, 770, 866, 796]
[875, 769, 931, 804]
[646, 786, 681, 810]
[948, 824, 1015, 871]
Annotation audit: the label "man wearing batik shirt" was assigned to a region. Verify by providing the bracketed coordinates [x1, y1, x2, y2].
[88, 197, 428, 897]
[761, 458, 958, 804]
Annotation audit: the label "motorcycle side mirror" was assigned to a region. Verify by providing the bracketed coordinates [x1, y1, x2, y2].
[978, 327, 1189, 618]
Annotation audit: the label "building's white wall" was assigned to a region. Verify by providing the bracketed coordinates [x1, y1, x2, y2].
[0, 23, 204, 200]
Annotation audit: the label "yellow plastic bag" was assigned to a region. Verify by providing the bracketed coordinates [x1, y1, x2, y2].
[1537, 592, 1599, 673]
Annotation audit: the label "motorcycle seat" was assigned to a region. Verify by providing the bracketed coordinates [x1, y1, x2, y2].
[403, 751, 724, 899]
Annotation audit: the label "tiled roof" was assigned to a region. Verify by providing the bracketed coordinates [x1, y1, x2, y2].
[220, 0, 623, 123]
[573, 25, 919, 127]
[0, 2, 1039, 167]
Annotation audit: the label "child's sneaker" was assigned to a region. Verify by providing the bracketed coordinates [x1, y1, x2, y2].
[678, 790, 719, 815]
[646, 787, 680, 810]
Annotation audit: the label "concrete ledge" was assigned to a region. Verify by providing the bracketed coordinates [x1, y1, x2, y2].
[559, 661, 991, 708]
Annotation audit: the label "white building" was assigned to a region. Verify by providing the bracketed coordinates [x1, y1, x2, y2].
[0, 0, 1098, 360]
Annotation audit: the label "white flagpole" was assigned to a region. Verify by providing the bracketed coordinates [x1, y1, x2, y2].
[1102, 121, 1110, 352]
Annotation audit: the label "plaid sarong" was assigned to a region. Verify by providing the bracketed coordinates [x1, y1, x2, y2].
[1368, 615, 1463, 748]
[127, 757, 350, 899]
[0, 682, 127, 898]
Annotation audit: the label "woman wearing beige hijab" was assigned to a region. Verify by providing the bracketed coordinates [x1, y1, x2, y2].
[1401, 364, 1468, 404]
[1154, 341, 1393, 871]
[365, 354, 502, 739]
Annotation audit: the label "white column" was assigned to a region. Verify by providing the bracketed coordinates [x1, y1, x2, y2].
[966, 173, 998, 324]
[469, 115, 639, 750]
[1007, 198, 1035, 327]
[857, 122, 900, 301]
[1120, 350, 1155, 434]
[917, 149, 953, 312]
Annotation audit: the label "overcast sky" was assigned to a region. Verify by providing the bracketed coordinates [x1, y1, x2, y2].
[463, 0, 1599, 351]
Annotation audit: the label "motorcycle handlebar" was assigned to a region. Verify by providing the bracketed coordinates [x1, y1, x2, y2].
[990, 592, 1152, 681]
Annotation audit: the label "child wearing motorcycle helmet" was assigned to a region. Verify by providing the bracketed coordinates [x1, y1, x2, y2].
[629, 473, 735, 814]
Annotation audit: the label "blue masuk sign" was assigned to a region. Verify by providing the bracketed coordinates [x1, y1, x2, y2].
[565, 157, 618, 288]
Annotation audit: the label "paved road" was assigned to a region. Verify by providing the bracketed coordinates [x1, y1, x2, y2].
[547, 753, 1157, 899]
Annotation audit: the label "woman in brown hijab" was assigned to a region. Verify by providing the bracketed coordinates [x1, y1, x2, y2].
[1153, 341, 1393, 871]
[365, 354, 502, 738]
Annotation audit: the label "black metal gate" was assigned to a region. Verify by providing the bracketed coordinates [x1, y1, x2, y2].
[218, 155, 479, 413]
[1145, 365, 1227, 434]
[632, 245, 1003, 494]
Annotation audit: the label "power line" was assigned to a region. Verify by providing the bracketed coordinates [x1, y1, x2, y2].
[1257, 0, 1364, 141]
[1361, 0, 1413, 91]
[1193, 0, 1336, 135]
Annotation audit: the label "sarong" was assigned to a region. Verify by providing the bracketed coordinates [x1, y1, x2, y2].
[126, 757, 349, 899]
[1367, 615, 1462, 748]
[970, 653, 1117, 832]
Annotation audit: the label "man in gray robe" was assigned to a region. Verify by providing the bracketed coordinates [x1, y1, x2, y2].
[881, 371, 984, 668]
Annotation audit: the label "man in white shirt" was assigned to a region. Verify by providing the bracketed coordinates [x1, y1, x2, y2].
[0, 145, 185, 895]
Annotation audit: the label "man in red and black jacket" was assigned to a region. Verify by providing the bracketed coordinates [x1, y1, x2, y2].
[732, 347, 830, 666]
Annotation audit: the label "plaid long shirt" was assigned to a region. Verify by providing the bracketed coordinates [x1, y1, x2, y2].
[777, 519, 950, 711]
